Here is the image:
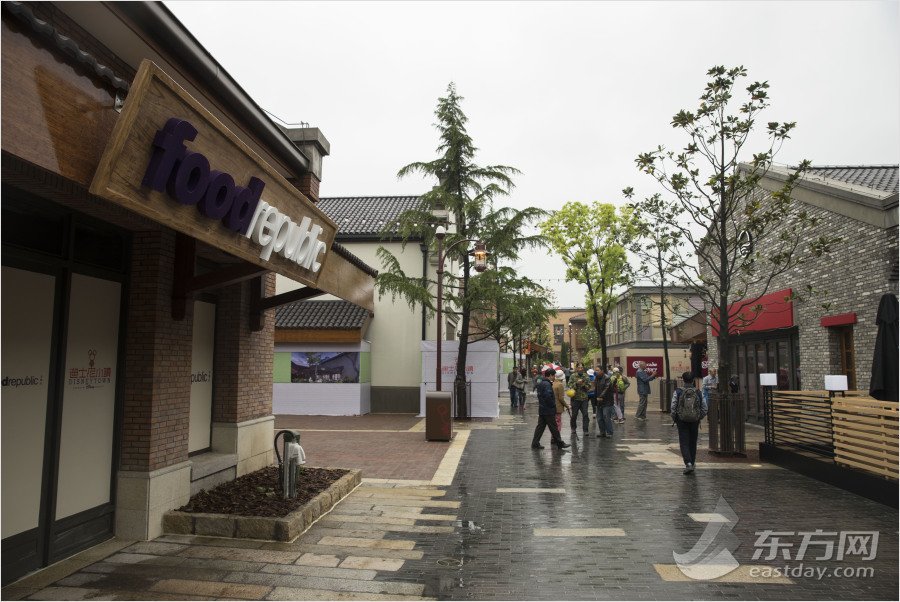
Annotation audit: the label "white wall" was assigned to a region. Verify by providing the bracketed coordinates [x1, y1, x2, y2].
[274, 342, 371, 415]
[278, 239, 459, 391]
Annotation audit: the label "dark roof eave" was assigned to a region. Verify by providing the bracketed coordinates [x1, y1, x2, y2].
[110, 2, 310, 176]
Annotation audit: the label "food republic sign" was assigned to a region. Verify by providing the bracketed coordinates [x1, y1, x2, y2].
[142, 118, 326, 271]
[90, 60, 335, 288]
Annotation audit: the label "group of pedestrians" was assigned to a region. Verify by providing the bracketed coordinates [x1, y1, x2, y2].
[526, 360, 709, 476]
[530, 361, 653, 446]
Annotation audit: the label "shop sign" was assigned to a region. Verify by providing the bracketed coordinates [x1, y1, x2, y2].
[90, 60, 336, 288]
[626, 356, 663, 378]
[142, 117, 327, 271]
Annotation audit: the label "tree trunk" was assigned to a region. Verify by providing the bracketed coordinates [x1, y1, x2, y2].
[658, 266, 671, 382]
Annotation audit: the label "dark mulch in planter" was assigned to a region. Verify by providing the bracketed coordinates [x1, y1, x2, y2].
[178, 466, 348, 517]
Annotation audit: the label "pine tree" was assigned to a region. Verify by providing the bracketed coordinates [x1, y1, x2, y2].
[376, 83, 540, 413]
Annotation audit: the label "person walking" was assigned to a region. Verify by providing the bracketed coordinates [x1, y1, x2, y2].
[552, 369, 571, 442]
[671, 371, 708, 474]
[567, 362, 591, 435]
[595, 368, 615, 438]
[515, 367, 528, 409]
[531, 368, 570, 450]
[634, 361, 656, 421]
[508, 367, 518, 409]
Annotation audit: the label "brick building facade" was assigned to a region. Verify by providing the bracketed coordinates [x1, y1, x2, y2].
[704, 165, 898, 421]
[1, 1, 374, 584]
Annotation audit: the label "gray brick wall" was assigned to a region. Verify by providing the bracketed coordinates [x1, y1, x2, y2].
[706, 187, 898, 393]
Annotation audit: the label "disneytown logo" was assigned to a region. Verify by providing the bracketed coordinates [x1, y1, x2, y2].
[68, 349, 112, 390]
[142, 118, 327, 271]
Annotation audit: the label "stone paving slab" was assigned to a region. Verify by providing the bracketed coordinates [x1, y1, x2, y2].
[265, 586, 434, 601]
[4, 404, 897, 601]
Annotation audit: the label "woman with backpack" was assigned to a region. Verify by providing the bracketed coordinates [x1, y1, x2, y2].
[670, 371, 708, 475]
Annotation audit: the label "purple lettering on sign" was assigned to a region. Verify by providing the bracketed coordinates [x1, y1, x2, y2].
[141, 118, 263, 235]
[142, 118, 197, 191]
[141, 118, 327, 271]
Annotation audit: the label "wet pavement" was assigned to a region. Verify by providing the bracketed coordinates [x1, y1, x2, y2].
[4, 396, 897, 601]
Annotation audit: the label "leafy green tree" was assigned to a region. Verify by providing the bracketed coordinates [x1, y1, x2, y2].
[628, 205, 687, 382]
[466, 204, 553, 354]
[467, 266, 555, 361]
[541, 201, 638, 368]
[375, 83, 544, 408]
[626, 65, 840, 382]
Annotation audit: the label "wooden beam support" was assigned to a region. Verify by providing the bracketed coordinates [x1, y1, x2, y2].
[256, 287, 326, 313]
[172, 233, 271, 321]
[186, 263, 269, 294]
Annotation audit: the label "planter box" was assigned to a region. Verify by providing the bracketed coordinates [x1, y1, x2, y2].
[163, 468, 361, 542]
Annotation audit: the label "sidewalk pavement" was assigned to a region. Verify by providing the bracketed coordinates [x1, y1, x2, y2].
[3, 398, 896, 601]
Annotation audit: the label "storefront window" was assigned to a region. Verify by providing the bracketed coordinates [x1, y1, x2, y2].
[747, 344, 758, 416]
[1, 188, 66, 257]
[777, 340, 790, 390]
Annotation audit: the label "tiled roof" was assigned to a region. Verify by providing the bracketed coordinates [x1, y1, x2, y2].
[275, 300, 371, 330]
[317, 196, 424, 238]
[805, 165, 898, 194]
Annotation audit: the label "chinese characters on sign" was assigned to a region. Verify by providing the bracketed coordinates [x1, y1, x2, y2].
[67, 349, 113, 389]
[752, 530, 879, 561]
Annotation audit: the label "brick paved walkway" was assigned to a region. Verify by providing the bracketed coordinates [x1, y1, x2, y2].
[3, 398, 896, 601]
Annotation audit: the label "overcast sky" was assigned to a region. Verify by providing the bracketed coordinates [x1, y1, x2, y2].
[166, 1, 899, 307]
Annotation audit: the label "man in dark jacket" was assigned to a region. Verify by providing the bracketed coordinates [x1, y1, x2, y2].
[531, 369, 570, 449]
[595, 369, 615, 438]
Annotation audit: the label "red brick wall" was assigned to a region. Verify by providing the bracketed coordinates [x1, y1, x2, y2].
[122, 232, 275, 472]
[298, 173, 320, 204]
[212, 273, 276, 424]
[121, 230, 192, 472]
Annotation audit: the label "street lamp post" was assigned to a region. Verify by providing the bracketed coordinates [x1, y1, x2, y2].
[434, 225, 487, 392]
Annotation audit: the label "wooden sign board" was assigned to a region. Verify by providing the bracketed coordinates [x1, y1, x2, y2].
[90, 60, 336, 288]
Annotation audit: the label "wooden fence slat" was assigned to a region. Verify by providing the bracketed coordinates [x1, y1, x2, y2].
[770, 391, 899, 481]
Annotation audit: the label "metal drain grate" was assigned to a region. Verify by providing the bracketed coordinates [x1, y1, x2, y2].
[436, 558, 462, 567]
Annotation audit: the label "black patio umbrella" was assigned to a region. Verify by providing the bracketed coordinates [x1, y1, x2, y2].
[869, 292, 899, 402]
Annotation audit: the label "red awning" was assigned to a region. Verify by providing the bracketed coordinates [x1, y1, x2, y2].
[711, 288, 793, 336]
[821, 313, 857, 327]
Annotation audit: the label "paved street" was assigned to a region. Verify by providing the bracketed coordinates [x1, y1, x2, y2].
[4, 397, 897, 601]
